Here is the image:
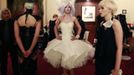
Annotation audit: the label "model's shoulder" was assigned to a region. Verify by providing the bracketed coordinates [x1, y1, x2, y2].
[112, 19, 121, 26]
[71, 16, 77, 21]
[71, 16, 75, 18]
[58, 16, 62, 19]
[112, 18, 122, 31]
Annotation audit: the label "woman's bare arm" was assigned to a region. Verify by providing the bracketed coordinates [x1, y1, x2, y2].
[74, 17, 81, 39]
[112, 19, 123, 71]
[54, 18, 61, 39]
[14, 20, 26, 54]
[28, 20, 41, 52]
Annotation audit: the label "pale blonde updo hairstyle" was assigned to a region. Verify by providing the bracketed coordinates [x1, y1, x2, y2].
[98, 0, 117, 15]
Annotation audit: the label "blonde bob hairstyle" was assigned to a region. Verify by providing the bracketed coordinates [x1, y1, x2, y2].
[58, 2, 75, 15]
[98, 0, 117, 15]
[1, 8, 11, 19]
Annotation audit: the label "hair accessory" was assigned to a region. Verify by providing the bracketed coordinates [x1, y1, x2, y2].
[24, 0, 34, 9]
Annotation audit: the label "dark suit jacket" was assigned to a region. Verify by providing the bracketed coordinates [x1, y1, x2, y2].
[0, 19, 15, 45]
[116, 14, 132, 40]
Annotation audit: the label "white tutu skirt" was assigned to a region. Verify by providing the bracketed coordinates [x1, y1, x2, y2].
[44, 39, 95, 70]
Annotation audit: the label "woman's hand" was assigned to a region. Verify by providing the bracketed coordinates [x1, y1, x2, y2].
[25, 50, 32, 57]
[56, 35, 62, 40]
[22, 51, 27, 58]
[71, 36, 78, 41]
[111, 69, 120, 75]
[71, 35, 80, 41]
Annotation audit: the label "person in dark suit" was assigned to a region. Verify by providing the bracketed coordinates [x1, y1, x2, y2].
[116, 14, 131, 42]
[48, 14, 58, 41]
[0, 8, 19, 75]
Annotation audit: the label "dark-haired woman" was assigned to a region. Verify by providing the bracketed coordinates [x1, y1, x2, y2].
[14, 2, 41, 75]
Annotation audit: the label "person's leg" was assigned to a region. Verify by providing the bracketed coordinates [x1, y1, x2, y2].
[70, 69, 74, 75]
[19, 62, 24, 75]
[1, 45, 8, 75]
[0, 45, 2, 75]
[10, 45, 19, 75]
[62, 68, 69, 75]
[29, 58, 37, 75]
[0, 46, 2, 64]
[0, 45, 2, 74]
[21, 58, 37, 75]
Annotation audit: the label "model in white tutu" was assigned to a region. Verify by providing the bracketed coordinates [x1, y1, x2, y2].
[44, 1, 95, 75]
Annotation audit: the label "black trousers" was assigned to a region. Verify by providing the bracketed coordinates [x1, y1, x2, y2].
[0, 44, 19, 75]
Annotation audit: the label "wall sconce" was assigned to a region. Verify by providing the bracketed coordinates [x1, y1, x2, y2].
[122, 9, 127, 15]
[86, 0, 90, 2]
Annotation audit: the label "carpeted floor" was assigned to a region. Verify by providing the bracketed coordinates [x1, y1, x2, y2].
[6, 50, 134, 75]
[37, 52, 95, 75]
[37, 52, 134, 75]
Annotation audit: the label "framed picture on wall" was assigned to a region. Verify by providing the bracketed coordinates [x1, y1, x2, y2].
[82, 6, 96, 22]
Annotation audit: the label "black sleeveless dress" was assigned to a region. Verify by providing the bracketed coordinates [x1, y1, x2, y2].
[95, 21, 116, 75]
[18, 26, 37, 58]
[16, 14, 41, 58]
[16, 14, 41, 75]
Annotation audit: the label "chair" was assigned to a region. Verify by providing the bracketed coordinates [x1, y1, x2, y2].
[83, 31, 91, 44]
[122, 38, 132, 61]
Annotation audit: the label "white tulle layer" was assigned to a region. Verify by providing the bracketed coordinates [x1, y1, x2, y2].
[44, 39, 95, 70]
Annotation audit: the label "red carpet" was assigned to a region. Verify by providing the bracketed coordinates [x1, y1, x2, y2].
[7, 51, 134, 75]
[121, 52, 134, 75]
[37, 53, 95, 75]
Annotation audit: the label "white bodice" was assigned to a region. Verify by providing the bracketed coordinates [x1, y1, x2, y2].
[59, 21, 74, 40]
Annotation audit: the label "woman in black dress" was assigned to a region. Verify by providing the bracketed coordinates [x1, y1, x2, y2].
[95, 0, 123, 75]
[14, 1, 41, 75]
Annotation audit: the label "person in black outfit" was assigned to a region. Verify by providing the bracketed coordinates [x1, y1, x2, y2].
[77, 15, 86, 40]
[14, 1, 41, 75]
[48, 14, 58, 41]
[95, 0, 123, 75]
[116, 14, 132, 42]
[0, 8, 19, 75]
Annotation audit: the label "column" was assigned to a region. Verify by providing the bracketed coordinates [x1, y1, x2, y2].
[43, 0, 47, 26]
[0, 0, 7, 9]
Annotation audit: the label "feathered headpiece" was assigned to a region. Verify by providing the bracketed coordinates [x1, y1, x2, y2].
[56, 0, 76, 15]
